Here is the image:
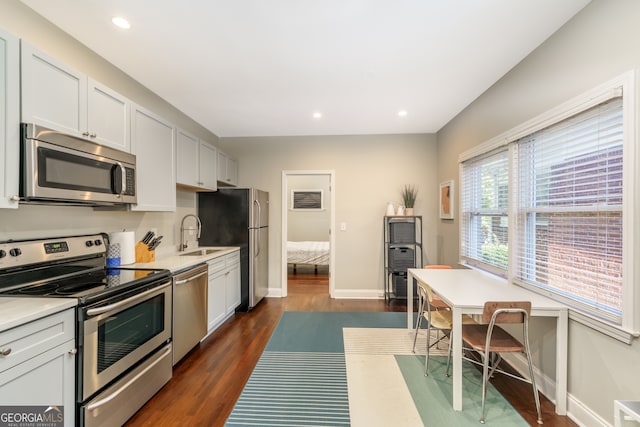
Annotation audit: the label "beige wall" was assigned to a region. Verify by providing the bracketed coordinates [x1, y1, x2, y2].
[219, 134, 438, 297]
[436, 0, 640, 423]
[0, 1, 218, 251]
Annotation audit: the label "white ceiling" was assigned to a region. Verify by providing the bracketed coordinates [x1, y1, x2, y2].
[21, 0, 590, 138]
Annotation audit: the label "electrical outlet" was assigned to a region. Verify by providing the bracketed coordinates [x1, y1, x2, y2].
[340, 222, 347, 231]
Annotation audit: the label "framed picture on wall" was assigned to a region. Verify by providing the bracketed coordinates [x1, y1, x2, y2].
[291, 189, 324, 210]
[439, 180, 454, 219]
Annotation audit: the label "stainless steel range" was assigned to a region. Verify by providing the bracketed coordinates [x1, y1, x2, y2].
[0, 234, 173, 427]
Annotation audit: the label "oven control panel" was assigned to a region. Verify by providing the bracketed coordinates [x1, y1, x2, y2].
[0, 234, 107, 269]
[44, 241, 69, 254]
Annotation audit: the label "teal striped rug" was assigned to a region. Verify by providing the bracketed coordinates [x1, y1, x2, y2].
[225, 312, 527, 426]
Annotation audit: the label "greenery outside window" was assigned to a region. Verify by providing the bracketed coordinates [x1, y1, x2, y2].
[460, 149, 509, 274]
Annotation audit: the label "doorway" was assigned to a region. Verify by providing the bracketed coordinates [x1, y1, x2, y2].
[281, 171, 335, 298]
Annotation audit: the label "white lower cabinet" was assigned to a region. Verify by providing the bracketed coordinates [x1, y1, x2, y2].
[207, 257, 227, 331]
[206, 250, 241, 334]
[224, 253, 241, 314]
[0, 308, 76, 427]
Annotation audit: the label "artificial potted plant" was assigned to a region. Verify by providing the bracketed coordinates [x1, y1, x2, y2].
[401, 184, 418, 216]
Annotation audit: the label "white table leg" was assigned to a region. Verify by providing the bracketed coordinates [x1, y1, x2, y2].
[407, 270, 414, 330]
[555, 310, 568, 415]
[452, 306, 463, 411]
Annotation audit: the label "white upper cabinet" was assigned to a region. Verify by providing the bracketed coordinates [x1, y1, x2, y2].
[21, 42, 131, 152]
[217, 150, 238, 186]
[21, 41, 86, 136]
[176, 129, 199, 187]
[0, 28, 20, 209]
[199, 142, 218, 190]
[130, 104, 176, 211]
[176, 128, 217, 191]
[87, 78, 130, 151]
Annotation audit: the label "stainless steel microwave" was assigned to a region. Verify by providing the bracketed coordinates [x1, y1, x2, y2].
[20, 123, 137, 206]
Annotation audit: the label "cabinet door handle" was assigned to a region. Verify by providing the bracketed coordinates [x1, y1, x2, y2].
[0, 348, 11, 356]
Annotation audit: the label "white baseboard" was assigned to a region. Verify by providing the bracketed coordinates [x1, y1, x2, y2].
[265, 288, 384, 299]
[267, 287, 283, 297]
[502, 353, 611, 427]
[332, 289, 384, 299]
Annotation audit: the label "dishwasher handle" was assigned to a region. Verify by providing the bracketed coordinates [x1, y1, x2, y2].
[174, 270, 208, 285]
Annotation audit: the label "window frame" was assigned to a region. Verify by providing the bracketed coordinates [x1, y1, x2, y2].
[460, 149, 510, 277]
[458, 71, 638, 343]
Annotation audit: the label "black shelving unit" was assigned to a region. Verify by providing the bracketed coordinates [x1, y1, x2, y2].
[383, 216, 423, 302]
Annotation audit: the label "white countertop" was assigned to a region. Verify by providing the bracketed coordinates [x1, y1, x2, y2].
[0, 297, 77, 333]
[128, 246, 240, 273]
[0, 246, 238, 333]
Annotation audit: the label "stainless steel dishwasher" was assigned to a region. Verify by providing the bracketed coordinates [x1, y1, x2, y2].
[172, 263, 208, 365]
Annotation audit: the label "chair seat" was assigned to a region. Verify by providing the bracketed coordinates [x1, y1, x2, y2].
[423, 310, 476, 330]
[461, 324, 524, 353]
[430, 296, 450, 310]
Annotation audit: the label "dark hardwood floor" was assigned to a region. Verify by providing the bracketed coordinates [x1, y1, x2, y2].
[126, 271, 576, 427]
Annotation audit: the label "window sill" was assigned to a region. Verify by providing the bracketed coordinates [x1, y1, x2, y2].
[459, 260, 639, 344]
[568, 310, 639, 344]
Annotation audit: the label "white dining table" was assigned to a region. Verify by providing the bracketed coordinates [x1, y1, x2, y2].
[406, 268, 568, 415]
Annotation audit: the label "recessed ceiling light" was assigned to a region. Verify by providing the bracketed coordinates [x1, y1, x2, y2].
[112, 17, 131, 29]
[398, 110, 408, 117]
[312, 112, 322, 119]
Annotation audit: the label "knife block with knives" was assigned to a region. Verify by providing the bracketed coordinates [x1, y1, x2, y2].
[135, 231, 162, 263]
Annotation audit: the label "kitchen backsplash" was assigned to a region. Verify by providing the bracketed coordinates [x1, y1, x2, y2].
[0, 189, 198, 254]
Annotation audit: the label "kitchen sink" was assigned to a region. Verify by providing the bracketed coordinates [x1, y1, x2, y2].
[179, 249, 225, 257]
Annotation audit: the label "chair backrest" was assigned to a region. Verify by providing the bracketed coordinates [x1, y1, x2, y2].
[424, 264, 452, 269]
[482, 301, 531, 324]
[416, 282, 435, 303]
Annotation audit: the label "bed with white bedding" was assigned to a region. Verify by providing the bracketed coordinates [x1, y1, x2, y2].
[287, 241, 330, 271]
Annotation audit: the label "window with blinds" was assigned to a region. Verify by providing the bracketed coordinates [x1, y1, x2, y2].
[513, 97, 624, 322]
[460, 149, 509, 273]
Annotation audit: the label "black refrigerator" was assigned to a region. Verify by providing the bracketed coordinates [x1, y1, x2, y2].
[198, 188, 269, 311]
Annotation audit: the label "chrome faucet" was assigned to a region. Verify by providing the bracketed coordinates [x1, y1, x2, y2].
[179, 214, 202, 251]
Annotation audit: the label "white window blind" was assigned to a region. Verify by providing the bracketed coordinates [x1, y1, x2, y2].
[461, 149, 509, 273]
[513, 97, 623, 323]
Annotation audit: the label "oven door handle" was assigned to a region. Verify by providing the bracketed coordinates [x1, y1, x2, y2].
[86, 282, 170, 316]
[86, 344, 172, 412]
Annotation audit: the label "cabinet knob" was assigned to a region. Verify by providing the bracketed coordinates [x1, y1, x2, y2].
[0, 348, 11, 356]
[90, 133, 97, 138]
[9, 195, 20, 202]
[82, 131, 90, 137]
[68, 348, 77, 355]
